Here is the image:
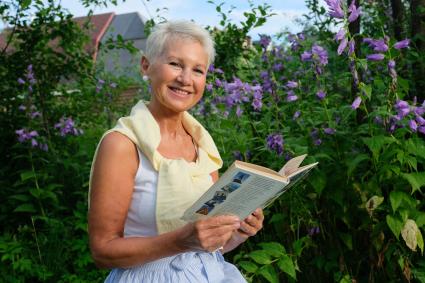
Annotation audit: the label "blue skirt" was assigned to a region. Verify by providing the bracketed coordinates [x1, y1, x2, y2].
[105, 251, 247, 283]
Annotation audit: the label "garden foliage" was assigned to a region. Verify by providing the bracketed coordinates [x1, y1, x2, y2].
[0, 0, 424, 282]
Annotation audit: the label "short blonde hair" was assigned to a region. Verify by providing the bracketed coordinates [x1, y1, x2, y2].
[145, 20, 215, 67]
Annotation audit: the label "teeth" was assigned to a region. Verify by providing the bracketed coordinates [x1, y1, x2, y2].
[171, 87, 190, 95]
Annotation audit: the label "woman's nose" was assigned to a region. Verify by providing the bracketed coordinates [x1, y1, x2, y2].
[177, 70, 191, 85]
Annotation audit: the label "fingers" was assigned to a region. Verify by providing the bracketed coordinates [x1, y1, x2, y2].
[252, 208, 264, 221]
[239, 208, 264, 237]
[197, 215, 240, 229]
[193, 215, 241, 252]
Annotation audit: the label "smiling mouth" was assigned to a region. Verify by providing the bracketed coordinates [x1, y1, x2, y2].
[169, 86, 191, 96]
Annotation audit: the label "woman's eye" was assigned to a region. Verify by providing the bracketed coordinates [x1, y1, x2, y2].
[194, 69, 204, 75]
[169, 62, 180, 67]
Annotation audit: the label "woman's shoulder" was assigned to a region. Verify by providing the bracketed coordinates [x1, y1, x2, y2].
[98, 131, 139, 163]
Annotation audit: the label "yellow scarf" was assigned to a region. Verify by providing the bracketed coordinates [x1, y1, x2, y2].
[89, 101, 222, 234]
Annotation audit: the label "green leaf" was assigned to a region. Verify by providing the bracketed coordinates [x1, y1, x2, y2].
[9, 194, 30, 202]
[269, 213, 284, 224]
[339, 233, 353, 250]
[277, 255, 296, 280]
[258, 265, 279, 283]
[363, 136, 395, 161]
[29, 188, 40, 198]
[238, 261, 257, 273]
[20, 171, 35, 181]
[398, 77, 409, 93]
[14, 204, 36, 213]
[248, 250, 272, 264]
[292, 238, 306, 257]
[258, 242, 285, 257]
[415, 213, 425, 228]
[397, 256, 405, 270]
[418, 229, 424, 255]
[390, 191, 406, 212]
[412, 269, 425, 283]
[340, 274, 352, 283]
[406, 138, 425, 159]
[20, 0, 32, 9]
[346, 154, 369, 177]
[358, 59, 368, 70]
[406, 155, 418, 171]
[360, 83, 372, 100]
[401, 172, 425, 193]
[308, 170, 326, 194]
[387, 214, 403, 239]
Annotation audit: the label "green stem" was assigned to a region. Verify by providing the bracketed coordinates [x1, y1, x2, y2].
[31, 216, 43, 266]
[29, 151, 46, 218]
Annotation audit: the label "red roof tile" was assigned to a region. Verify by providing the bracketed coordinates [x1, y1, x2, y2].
[73, 12, 115, 60]
[0, 12, 115, 59]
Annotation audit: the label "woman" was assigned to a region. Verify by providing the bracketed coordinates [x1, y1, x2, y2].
[89, 20, 264, 282]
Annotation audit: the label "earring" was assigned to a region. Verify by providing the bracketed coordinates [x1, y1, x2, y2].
[142, 75, 149, 81]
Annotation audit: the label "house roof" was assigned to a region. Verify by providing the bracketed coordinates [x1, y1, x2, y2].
[1, 12, 146, 60]
[73, 12, 115, 60]
[101, 12, 147, 43]
[0, 12, 115, 57]
[0, 29, 12, 51]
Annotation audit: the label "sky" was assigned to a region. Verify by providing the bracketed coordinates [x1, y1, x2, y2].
[54, 0, 312, 39]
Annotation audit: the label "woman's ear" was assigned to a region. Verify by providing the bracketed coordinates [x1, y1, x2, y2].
[141, 56, 150, 75]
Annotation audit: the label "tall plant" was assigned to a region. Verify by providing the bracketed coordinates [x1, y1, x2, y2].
[193, 1, 425, 282]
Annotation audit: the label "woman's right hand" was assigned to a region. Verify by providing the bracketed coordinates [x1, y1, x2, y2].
[177, 215, 241, 252]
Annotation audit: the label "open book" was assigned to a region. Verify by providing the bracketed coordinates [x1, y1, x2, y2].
[182, 154, 318, 221]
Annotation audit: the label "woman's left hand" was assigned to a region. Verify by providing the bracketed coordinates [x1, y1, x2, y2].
[222, 208, 264, 253]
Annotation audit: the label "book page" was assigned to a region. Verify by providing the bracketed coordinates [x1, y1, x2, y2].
[278, 154, 307, 177]
[181, 166, 288, 222]
[287, 162, 318, 179]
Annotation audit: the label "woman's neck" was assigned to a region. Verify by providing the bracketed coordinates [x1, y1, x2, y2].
[147, 101, 188, 138]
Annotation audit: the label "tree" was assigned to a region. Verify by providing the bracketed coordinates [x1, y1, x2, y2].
[411, 0, 425, 100]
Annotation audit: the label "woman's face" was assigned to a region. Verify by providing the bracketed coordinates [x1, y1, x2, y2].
[142, 38, 208, 114]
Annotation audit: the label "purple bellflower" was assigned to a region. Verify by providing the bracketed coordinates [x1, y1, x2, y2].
[266, 133, 284, 155]
[310, 128, 322, 146]
[293, 110, 301, 120]
[312, 45, 329, 65]
[388, 60, 397, 80]
[259, 34, 271, 49]
[308, 226, 320, 236]
[393, 39, 410, 49]
[301, 51, 312, 61]
[348, 39, 355, 55]
[351, 96, 362, 109]
[55, 117, 83, 136]
[286, 81, 298, 89]
[206, 83, 213, 92]
[324, 127, 336, 135]
[316, 90, 326, 100]
[325, 0, 345, 18]
[364, 38, 388, 52]
[394, 100, 410, 118]
[409, 120, 418, 132]
[335, 28, 346, 41]
[366, 54, 385, 61]
[348, 0, 361, 22]
[286, 90, 298, 102]
[337, 38, 348, 55]
[233, 151, 243, 161]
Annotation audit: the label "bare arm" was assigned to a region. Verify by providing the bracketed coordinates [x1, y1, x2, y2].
[89, 133, 240, 268]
